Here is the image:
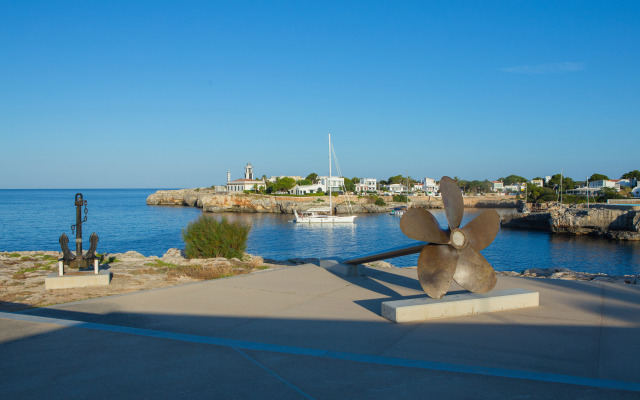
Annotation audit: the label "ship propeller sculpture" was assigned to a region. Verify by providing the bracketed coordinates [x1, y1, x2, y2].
[399, 176, 500, 299]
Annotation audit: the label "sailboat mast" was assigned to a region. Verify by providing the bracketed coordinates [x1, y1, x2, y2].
[329, 133, 332, 215]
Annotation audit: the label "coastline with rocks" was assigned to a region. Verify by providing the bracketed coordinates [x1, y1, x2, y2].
[146, 189, 519, 214]
[501, 204, 640, 240]
[2, 249, 638, 312]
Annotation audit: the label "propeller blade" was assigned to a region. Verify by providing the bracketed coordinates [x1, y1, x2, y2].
[462, 209, 500, 251]
[453, 246, 497, 294]
[440, 176, 464, 229]
[400, 208, 450, 244]
[417, 244, 459, 299]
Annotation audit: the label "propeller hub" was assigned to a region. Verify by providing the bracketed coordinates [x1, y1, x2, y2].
[450, 228, 467, 250]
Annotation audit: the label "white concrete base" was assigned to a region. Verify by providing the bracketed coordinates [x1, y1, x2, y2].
[319, 259, 364, 276]
[45, 270, 112, 290]
[382, 288, 539, 323]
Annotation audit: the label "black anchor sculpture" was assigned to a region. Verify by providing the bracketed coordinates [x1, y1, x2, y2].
[59, 193, 99, 269]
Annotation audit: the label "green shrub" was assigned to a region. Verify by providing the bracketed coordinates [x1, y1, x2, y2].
[374, 197, 386, 206]
[182, 215, 251, 259]
[392, 194, 408, 203]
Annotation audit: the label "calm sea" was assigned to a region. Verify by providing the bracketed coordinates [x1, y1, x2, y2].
[1, 189, 639, 275]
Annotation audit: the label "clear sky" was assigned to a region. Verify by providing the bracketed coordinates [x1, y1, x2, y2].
[1, 1, 638, 188]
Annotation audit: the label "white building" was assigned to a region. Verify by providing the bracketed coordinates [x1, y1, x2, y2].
[566, 187, 600, 197]
[226, 162, 267, 192]
[504, 183, 526, 192]
[491, 181, 504, 192]
[421, 178, 439, 195]
[289, 184, 324, 195]
[588, 180, 617, 190]
[612, 179, 637, 189]
[383, 183, 407, 193]
[317, 176, 345, 192]
[355, 178, 377, 193]
[530, 179, 544, 188]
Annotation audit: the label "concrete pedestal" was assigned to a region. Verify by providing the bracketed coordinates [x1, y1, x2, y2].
[318, 259, 364, 276]
[45, 270, 112, 290]
[382, 288, 539, 323]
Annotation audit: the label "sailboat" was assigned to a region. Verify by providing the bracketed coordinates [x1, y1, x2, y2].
[293, 134, 356, 223]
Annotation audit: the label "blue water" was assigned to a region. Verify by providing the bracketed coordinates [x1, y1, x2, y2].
[1, 189, 639, 275]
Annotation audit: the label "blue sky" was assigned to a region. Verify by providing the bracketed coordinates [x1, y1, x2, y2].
[1, 1, 638, 188]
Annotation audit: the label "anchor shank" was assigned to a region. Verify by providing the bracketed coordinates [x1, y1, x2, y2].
[75, 196, 83, 259]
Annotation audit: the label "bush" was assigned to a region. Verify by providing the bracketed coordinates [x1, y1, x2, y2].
[182, 215, 251, 259]
[393, 194, 408, 203]
[374, 197, 386, 206]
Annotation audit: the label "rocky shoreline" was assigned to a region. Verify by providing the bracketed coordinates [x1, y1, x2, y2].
[500, 205, 640, 240]
[2, 250, 637, 312]
[146, 189, 519, 214]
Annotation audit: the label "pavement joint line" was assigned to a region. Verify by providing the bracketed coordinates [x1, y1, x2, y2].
[2, 311, 640, 393]
[233, 347, 315, 400]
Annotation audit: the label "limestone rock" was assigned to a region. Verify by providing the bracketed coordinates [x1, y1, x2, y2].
[364, 260, 396, 268]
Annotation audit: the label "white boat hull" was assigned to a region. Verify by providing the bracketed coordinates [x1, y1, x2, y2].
[293, 210, 356, 223]
[294, 215, 356, 223]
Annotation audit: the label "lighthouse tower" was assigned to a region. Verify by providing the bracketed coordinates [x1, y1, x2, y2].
[244, 162, 254, 180]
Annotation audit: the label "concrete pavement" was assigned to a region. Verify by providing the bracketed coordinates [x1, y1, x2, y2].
[1, 264, 639, 399]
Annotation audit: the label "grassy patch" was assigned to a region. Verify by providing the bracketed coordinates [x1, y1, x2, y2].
[166, 265, 236, 280]
[9, 253, 21, 258]
[40, 255, 58, 261]
[15, 263, 55, 275]
[145, 259, 180, 268]
[257, 265, 270, 270]
[20, 256, 37, 261]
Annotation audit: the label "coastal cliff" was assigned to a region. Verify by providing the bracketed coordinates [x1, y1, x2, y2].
[501, 205, 640, 240]
[146, 190, 388, 214]
[147, 189, 519, 214]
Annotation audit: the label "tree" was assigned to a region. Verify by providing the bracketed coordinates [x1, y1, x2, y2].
[467, 180, 491, 194]
[306, 173, 318, 183]
[343, 177, 355, 192]
[272, 177, 296, 192]
[597, 187, 625, 202]
[297, 179, 312, 186]
[351, 177, 360, 184]
[526, 183, 557, 203]
[388, 175, 405, 185]
[589, 173, 609, 182]
[619, 186, 632, 197]
[547, 174, 575, 190]
[502, 175, 527, 185]
[621, 170, 640, 180]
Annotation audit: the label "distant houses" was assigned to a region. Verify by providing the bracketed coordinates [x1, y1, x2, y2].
[491, 181, 504, 192]
[216, 167, 639, 198]
[355, 178, 377, 194]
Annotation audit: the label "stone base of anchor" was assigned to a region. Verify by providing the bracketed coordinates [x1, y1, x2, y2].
[65, 258, 97, 270]
[45, 270, 112, 290]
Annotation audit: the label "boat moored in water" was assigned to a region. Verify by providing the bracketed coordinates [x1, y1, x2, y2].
[293, 208, 357, 223]
[292, 133, 356, 224]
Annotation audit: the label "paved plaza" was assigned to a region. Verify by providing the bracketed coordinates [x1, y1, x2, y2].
[1, 264, 639, 399]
